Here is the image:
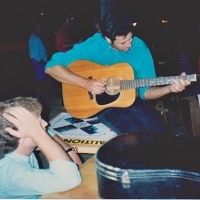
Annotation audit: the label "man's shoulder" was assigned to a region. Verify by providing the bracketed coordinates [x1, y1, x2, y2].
[133, 36, 146, 45]
[83, 33, 105, 46]
[132, 36, 148, 51]
[93, 32, 104, 40]
[85, 33, 103, 41]
[72, 33, 104, 50]
[0, 152, 20, 167]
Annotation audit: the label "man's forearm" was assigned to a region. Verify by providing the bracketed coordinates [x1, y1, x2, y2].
[53, 134, 82, 166]
[33, 130, 72, 162]
[45, 65, 87, 86]
[144, 73, 190, 100]
[144, 86, 171, 100]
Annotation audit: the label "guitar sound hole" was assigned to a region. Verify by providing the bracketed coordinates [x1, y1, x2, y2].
[96, 92, 120, 105]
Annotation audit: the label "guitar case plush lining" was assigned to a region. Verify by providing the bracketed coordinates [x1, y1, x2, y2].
[95, 132, 200, 199]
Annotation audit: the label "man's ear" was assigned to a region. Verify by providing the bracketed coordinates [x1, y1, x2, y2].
[105, 36, 111, 44]
[19, 138, 29, 147]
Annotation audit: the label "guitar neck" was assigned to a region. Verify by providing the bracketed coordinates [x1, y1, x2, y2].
[121, 74, 197, 89]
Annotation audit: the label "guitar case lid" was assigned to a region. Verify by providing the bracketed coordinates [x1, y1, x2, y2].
[96, 132, 200, 171]
[95, 132, 200, 199]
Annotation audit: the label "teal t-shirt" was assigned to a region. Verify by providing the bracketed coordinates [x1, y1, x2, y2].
[45, 33, 156, 99]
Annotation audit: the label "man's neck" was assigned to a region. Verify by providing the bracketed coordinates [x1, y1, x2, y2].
[14, 146, 34, 157]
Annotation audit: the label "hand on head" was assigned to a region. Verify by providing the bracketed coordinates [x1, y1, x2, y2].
[2, 107, 44, 139]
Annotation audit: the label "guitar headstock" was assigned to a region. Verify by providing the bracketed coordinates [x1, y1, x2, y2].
[182, 74, 197, 82]
[196, 74, 200, 81]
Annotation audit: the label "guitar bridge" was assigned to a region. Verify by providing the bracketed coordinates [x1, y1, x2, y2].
[88, 76, 93, 99]
[88, 91, 93, 99]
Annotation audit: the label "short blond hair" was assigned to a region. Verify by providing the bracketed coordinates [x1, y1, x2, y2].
[0, 97, 42, 159]
[0, 97, 42, 116]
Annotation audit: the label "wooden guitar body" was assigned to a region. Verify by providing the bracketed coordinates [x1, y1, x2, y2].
[62, 60, 135, 118]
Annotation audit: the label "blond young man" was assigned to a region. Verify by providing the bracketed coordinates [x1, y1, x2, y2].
[0, 97, 82, 198]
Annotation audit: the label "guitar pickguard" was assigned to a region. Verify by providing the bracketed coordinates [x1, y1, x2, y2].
[96, 92, 120, 105]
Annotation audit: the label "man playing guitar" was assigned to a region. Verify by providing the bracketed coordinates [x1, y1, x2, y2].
[45, 11, 190, 135]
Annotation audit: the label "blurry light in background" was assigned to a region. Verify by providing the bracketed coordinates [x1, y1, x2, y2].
[40, 12, 44, 16]
[133, 22, 137, 27]
[162, 20, 168, 24]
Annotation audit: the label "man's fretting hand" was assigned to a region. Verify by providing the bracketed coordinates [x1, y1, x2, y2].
[168, 72, 191, 93]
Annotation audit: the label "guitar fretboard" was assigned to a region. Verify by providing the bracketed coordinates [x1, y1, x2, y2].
[120, 74, 197, 89]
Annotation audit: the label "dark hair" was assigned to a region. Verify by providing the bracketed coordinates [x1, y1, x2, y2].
[101, 11, 134, 42]
[0, 97, 42, 159]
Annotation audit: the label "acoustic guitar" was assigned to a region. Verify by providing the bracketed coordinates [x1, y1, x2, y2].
[62, 60, 197, 118]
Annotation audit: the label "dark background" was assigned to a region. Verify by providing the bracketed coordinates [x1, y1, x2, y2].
[0, 0, 199, 44]
[0, 0, 200, 101]
[0, 0, 101, 44]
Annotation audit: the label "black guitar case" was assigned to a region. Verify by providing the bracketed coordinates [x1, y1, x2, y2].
[95, 132, 200, 199]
